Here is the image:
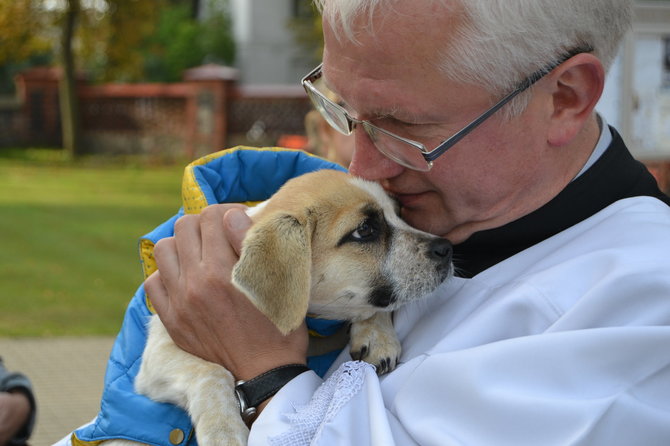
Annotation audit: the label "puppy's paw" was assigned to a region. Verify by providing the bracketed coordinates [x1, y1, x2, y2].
[195, 415, 248, 446]
[350, 315, 402, 375]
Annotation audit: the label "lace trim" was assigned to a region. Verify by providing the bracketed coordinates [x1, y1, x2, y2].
[270, 361, 374, 446]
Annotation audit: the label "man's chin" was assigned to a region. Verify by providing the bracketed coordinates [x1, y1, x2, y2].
[400, 207, 441, 236]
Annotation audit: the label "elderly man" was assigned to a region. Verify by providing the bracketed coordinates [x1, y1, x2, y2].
[145, 0, 670, 444]
[60, 0, 670, 445]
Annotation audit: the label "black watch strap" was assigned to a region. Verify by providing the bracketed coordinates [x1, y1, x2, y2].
[235, 364, 310, 422]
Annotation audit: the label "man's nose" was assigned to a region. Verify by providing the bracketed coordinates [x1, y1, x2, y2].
[348, 128, 405, 180]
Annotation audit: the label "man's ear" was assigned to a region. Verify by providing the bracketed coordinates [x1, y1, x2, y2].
[232, 213, 311, 335]
[546, 53, 605, 147]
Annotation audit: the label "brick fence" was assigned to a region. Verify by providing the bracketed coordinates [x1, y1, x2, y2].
[0, 64, 311, 159]
[2, 64, 669, 194]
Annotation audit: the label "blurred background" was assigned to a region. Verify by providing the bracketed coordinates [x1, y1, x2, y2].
[0, 0, 668, 444]
[0, 0, 324, 159]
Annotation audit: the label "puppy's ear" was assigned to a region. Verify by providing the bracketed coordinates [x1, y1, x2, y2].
[232, 213, 311, 335]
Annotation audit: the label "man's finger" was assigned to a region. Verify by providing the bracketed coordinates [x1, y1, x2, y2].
[223, 208, 252, 257]
[173, 214, 203, 268]
[144, 270, 170, 317]
[201, 204, 246, 264]
[153, 236, 180, 290]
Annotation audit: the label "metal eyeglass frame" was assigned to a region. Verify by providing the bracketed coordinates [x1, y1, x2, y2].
[301, 46, 593, 171]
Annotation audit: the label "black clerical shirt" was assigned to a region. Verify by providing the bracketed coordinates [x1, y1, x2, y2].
[453, 127, 670, 278]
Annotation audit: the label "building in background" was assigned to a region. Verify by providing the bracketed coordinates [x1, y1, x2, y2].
[3, 0, 669, 187]
[597, 1, 670, 191]
[220, 0, 670, 158]
[226, 0, 314, 86]
[598, 1, 670, 160]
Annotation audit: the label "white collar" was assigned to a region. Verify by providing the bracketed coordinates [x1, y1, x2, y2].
[573, 113, 612, 180]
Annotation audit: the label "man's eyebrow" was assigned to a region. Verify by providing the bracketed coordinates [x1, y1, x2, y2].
[368, 107, 426, 125]
[340, 100, 406, 122]
[321, 73, 422, 123]
[357, 107, 427, 127]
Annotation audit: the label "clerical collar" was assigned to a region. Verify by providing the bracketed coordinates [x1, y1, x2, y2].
[573, 113, 611, 180]
[453, 127, 670, 278]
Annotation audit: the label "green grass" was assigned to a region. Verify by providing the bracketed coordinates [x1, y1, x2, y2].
[0, 149, 185, 336]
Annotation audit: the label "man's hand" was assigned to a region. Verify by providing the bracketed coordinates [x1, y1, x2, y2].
[144, 204, 308, 381]
[0, 391, 30, 446]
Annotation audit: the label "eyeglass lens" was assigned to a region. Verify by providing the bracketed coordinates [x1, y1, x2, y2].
[361, 124, 431, 170]
[306, 79, 432, 170]
[305, 87, 350, 133]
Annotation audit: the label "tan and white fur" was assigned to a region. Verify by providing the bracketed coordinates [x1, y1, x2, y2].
[106, 169, 453, 446]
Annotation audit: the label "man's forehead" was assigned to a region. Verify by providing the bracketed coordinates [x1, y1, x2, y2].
[321, 47, 454, 125]
[320, 62, 403, 120]
[320, 23, 422, 120]
[320, 0, 461, 44]
[319, 5, 458, 93]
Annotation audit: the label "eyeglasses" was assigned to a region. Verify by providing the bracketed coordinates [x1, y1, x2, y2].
[301, 47, 592, 171]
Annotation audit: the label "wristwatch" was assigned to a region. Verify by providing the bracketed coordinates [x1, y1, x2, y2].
[234, 364, 310, 424]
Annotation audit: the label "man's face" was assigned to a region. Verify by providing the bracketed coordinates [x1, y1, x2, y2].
[321, 3, 552, 243]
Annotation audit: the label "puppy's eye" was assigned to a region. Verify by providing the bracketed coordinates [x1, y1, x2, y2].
[337, 212, 385, 247]
[351, 220, 377, 241]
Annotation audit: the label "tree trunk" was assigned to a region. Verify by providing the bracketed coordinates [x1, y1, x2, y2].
[59, 0, 82, 158]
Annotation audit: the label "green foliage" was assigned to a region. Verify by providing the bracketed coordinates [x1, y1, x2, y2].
[143, 2, 236, 82]
[79, 0, 165, 83]
[144, 4, 204, 82]
[0, 1, 53, 64]
[287, 0, 323, 66]
[0, 0, 236, 88]
[0, 150, 185, 336]
[0, 1, 55, 93]
[200, 4, 236, 66]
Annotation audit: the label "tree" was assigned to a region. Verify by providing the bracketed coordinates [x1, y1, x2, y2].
[0, 0, 164, 156]
[77, 0, 165, 83]
[0, 2, 51, 63]
[287, 0, 323, 66]
[143, 1, 236, 82]
[0, 0, 235, 84]
[0, 0, 85, 157]
[0, 1, 52, 94]
[0, 0, 236, 154]
[59, 0, 82, 158]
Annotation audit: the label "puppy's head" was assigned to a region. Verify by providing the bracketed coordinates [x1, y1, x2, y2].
[232, 170, 453, 335]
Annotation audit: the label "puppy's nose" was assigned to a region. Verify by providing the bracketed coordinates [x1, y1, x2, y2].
[428, 238, 453, 261]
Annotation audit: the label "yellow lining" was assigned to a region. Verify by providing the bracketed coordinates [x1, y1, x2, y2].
[308, 329, 326, 338]
[181, 146, 315, 214]
[139, 239, 158, 313]
[71, 433, 103, 446]
[140, 239, 158, 280]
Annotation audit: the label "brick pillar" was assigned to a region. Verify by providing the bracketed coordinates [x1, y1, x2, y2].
[14, 67, 62, 146]
[183, 64, 239, 158]
[14, 67, 88, 147]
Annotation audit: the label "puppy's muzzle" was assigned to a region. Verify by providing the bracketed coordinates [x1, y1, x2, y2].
[427, 238, 453, 277]
[428, 238, 453, 262]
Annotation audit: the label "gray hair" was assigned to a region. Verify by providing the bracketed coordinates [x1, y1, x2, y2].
[315, 0, 632, 115]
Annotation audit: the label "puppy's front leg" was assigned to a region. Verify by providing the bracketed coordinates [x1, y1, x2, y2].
[349, 312, 401, 375]
[136, 317, 248, 446]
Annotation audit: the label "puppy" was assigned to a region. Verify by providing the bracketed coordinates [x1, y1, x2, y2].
[106, 169, 453, 446]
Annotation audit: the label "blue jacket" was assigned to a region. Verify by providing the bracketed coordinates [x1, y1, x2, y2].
[73, 147, 346, 446]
